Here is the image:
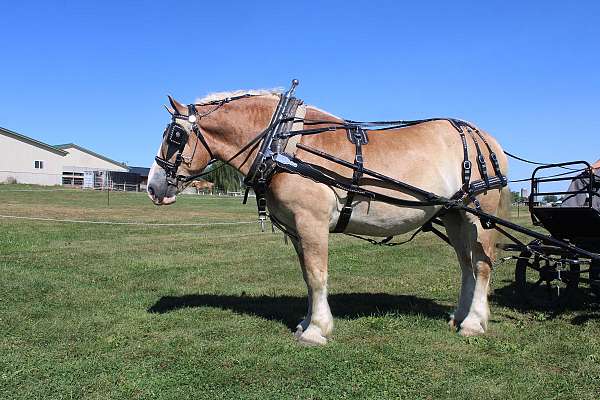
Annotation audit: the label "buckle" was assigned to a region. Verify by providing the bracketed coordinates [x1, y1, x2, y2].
[257, 197, 267, 210]
[463, 160, 472, 170]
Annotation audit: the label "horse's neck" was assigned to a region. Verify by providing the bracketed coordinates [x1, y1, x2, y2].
[200, 97, 342, 176]
[199, 96, 276, 175]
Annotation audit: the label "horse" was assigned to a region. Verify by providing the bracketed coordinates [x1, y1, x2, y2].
[190, 179, 214, 194]
[147, 88, 509, 346]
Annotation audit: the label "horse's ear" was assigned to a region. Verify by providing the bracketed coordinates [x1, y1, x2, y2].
[167, 95, 187, 115]
[163, 105, 175, 115]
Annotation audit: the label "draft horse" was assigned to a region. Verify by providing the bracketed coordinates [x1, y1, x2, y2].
[190, 179, 214, 194]
[147, 88, 509, 345]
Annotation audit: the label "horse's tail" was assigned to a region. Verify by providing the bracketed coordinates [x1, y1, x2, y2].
[498, 185, 511, 220]
[489, 185, 512, 260]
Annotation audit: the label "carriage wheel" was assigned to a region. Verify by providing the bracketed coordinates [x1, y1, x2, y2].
[590, 260, 600, 297]
[515, 240, 580, 304]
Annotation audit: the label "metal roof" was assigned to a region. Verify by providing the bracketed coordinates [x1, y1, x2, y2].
[0, 126, 68, 156]
[54, 143, 127, 168]
[128, 166, 151, 177]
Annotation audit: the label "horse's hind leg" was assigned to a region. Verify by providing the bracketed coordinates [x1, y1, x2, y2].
[290, 213, 333, 346]
[443, 211, 494, 336]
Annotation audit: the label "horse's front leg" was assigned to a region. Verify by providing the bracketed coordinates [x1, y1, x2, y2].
[291, 211, 333, 346]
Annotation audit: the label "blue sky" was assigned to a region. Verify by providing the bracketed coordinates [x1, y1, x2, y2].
[1, 1, 599, 189]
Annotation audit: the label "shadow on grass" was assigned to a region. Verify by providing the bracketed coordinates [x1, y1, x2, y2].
[492, 279, 600, 324]
[148, 292, 450, 330]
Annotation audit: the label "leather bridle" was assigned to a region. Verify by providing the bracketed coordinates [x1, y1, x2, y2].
[154, 94, 267, 187]
[154, 104, 218, 187]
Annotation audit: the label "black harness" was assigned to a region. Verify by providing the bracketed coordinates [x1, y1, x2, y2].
[243, 79, 302, 228]
[154, 80, 508, 237]
[332, 126, 368, 232]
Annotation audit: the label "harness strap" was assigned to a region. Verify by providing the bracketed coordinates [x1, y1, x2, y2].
[466, 127, 490, 188]
[245, 80, 300, 188]
[273, 151, 451, 208]
[458, 129, 471, 191]
[243, 81, 301, 225]
[473, 129, 507, 185]
[333, 126, 368, 233]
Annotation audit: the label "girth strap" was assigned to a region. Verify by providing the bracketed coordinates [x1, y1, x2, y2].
[333, 126, 368, 233]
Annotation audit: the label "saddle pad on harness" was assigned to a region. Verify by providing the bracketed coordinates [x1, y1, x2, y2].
[283, 104, 306, 156]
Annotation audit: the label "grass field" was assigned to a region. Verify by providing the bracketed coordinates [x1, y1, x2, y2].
[1, 185, 599, 399]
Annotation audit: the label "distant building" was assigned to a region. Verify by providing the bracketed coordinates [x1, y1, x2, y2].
[127, 167, 151, 190]
[0, 126, 67, 185]
[54, 143, 128, 186]
[520, 188, 529, 199]
[0, 126, 148, 189]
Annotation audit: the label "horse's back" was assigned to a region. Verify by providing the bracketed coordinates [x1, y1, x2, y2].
[275, 113, 508, 236]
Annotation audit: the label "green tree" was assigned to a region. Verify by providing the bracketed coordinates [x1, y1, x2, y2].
[511, 191, 520, 203]
[204, 162, 244, 192]
[543, 194, 558, 203]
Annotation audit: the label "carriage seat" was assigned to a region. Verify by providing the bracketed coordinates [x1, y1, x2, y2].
[532, 206, 600, 240]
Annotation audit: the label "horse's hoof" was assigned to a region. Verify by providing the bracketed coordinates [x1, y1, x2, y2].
[295, 325, 327, 346]
[459, 320, 486, 337]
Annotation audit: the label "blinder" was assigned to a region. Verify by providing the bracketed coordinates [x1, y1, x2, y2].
[154, 104, 216, 187]
[166, 123, 189, 150]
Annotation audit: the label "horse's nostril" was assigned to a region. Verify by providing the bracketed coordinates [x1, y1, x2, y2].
[148, 186, 155, 198]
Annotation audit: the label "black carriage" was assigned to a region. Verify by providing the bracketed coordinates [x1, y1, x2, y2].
[505, 161, 600, 301]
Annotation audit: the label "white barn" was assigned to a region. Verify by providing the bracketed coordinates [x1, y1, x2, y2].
[55, 143, 128, 186]
[0, 126, 128, 186]
[0, 126, 68, 185]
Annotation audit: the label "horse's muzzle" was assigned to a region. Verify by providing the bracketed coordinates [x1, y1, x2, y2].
[147, 168, 177, 205]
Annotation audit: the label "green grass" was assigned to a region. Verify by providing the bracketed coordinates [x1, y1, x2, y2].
[1, 185, 599, 399]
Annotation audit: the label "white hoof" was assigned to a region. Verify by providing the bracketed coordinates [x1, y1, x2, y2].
[459, 319, 486, 337]
[295, 325, 327, 346]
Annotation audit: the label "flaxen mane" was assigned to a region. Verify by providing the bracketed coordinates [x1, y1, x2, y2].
[196, 88, 341, 119]
[196, 88, 282, 104]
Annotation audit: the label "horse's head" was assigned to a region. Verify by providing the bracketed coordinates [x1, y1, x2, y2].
[147, 96, 215, 205]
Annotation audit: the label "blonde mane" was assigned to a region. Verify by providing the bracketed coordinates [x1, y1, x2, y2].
[195, 87, 342, 119]
[196, 88, 282, 104]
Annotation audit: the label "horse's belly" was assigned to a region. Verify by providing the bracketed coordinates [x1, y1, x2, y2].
[336, 200, 441, 237]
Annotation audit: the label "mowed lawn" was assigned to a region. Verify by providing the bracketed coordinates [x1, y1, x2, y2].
[1, 185, 599, 399]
